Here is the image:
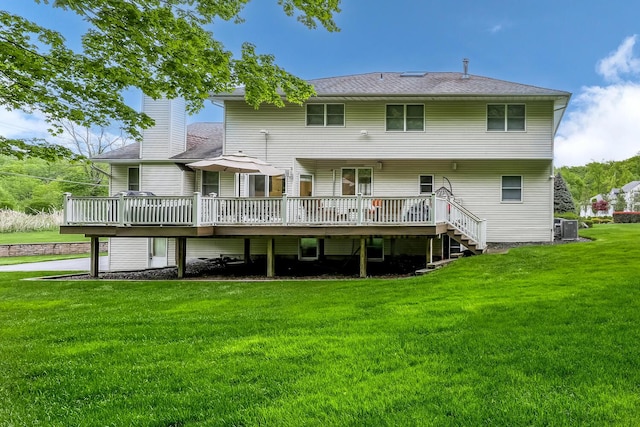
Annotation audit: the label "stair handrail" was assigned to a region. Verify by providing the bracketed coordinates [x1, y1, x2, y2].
[442, 197, 487, 250]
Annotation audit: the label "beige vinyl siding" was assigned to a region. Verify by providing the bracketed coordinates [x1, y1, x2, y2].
[108, 238, 148, 271]
[187, 239, 244, 259]
[293, 159, 553, 242]
[140, 97, 186, 159]
[141, 164, 186, 196]
[224, 100, 555, 163]
[183, 170, 196, 195]
[110, 165, 136, 195]
[441, 159, 554, 242]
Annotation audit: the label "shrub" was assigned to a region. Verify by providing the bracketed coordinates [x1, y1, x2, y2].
[592, 199, 610, 213]
[555, 212, 579, 220]
[613, 212, 640, 223]
[554, 173, 576, 214]
[581, 219, 594, 228]
[592, 217, 613, 224]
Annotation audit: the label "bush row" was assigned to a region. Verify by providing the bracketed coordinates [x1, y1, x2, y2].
[613, 212, 640, 223]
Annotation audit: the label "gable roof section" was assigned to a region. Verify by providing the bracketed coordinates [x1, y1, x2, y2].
[93, 122, 223, 162]
[213, 72, 570, 100]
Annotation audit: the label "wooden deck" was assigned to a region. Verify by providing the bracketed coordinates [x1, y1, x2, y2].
[61, 193, 487, 278]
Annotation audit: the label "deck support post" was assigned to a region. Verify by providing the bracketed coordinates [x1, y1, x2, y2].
[359, 237, 367, 278]
[244, 238, 251, 264]
[266, 238, 275, 278]
[90, 236, 100, 278]
[426, 237, 433, 267]
[319, 238, 325, 261]
[176, 237, 187, 279]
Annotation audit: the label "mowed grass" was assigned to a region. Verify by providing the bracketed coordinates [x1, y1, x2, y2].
[0, 225, 639, 426]
[0, 229, 90, 244]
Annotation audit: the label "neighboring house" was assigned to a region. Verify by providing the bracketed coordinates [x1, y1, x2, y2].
[621, 181, 640, 211]
[61, 65, 571, 277]
[580, 180, 640, 217]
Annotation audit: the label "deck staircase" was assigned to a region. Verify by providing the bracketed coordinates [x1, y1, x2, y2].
[443, 199, 487, 255]
[446, 226, 485, 254]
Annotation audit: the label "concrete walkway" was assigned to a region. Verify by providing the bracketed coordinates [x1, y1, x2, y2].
[0, 256, 109, 272]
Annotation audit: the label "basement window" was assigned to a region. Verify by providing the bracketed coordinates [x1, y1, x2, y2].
[299, 238, 319, 261]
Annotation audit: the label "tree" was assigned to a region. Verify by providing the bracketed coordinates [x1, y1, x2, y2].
[58, 120, 132, 188]
[554, 173, 576, 214]
[0, 0, 341, 150]
[614, 191, 627, 212]
[0, 136, 80, 161]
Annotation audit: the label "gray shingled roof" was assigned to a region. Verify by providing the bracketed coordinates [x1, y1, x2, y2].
[93, 122, 223, 161]
[215, 72, 570, 99]
[622, 181, 640, 192]
[171, 122, 223, 160]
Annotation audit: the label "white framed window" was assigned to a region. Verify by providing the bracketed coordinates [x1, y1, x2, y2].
[248, 175, 286, 197]
[299, 238, 319, 261]
[419, 175, 434, 194]
[487, 104, 526, 131]
[127, 167, 140, 191]
[341, 168, 372, 196]
[367, 237, 384, 261]
[299, 174, 313, 197]
[201, 171, 219, 196]
[306, 104, 345, 126]
[501, 175, 522, 202]
[386, 104, 424, 131]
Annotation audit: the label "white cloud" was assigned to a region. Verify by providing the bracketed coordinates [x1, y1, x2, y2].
[596, 35, 640, 82]
[0, 109, 52, 140]
[489, 24, 503, 34]
[0, 108, 128, 155]
[555, 36, 640, 167]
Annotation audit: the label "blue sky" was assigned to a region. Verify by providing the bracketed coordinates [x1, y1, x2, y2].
[2, 0, 640, 166]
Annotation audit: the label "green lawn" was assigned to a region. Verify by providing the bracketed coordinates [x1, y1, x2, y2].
[0, 253, 107, 266]
[0, 229, 89, 244]
[1, 224, 639, 426]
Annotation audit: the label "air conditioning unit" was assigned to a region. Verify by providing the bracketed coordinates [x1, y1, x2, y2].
[560, 219, 578, 240]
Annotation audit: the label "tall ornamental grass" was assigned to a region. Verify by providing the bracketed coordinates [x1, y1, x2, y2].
[0, 209, 62, 233]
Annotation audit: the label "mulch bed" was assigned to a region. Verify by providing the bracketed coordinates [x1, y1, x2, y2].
[60, 237, 590, 281]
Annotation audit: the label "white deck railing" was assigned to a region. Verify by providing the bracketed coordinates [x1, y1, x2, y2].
[63, 193, 486, 248]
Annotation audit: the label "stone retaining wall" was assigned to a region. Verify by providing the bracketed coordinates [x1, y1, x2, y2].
[0, 242, 108, 257]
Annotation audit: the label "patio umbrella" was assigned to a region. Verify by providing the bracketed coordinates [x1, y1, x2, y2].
[186, 152, 284, 196]
[186, 152, 284, 176]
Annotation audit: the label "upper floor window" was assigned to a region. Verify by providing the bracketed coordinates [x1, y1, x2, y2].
[202, 171, 219, 196]
[128, 167, 140, 191]
[419, 175, 434, 194]
[386, 104, 424, 131]
[487, 104, 526, 131]
[502, 175, 522, 202]
[306, 104, 345, 126]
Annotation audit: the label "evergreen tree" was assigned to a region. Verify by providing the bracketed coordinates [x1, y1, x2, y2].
[554, 173, 576, 214]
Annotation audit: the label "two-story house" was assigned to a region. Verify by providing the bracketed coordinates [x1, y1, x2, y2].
[61, 66, 571, 278]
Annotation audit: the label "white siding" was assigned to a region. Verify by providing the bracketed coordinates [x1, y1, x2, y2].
[140, 97, 186, 159]
[294, 159, 554, 242]
[109, 238, 149, 271]
[187, 239, 244, 259]
[110, 165, 136, 195]
[141, 164, 187, 196]
[223, 100, 555, 167]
